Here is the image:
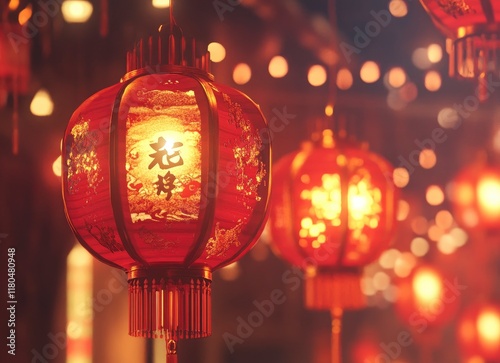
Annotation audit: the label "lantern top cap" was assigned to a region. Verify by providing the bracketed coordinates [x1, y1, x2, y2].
[125, 20, 211, 77]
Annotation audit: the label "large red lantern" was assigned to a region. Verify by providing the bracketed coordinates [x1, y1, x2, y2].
[269, 129, 397, 362]
[61, 16, 270, 362]
[458, 303, 500, 362]
[419, 0, 500, 99]
[449, 162, 500, 230]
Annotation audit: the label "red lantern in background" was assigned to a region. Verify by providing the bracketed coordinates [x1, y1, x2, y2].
[0, 23, 30, 154]
[449, 162, 500, 230]
[419, 0, 500, 100]
[458, 303, 500, 362]
[395, 264, 459, 329]
[61, 14, 270, 362]
[395, 264, 460, 363]
[269, 130, 398, 362]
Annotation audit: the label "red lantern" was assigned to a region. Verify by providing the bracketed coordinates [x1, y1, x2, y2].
[420, 0, 500, 99]
[269, 130, 397, 362]
[458, 303, 500, 362]
[449, 162, 500, 230]
[0, 23, 30, 154]
[395, 264, 459, 330]
[395, 264, 460, 363]
[62, 19, 270, 361]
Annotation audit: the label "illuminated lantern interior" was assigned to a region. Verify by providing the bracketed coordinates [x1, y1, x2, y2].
[62, 16, 270, 362]
[458, 303, 500, 361]
[450, 164, 500, 230]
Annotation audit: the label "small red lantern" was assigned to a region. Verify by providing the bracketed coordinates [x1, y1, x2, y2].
[419, 0, 500, 99]
[449, 162, 500, 230]
[395, 264, 460, 362]
[62, 17, 270, 362]
[458, 303, 500, 362]
[395, 264, 459, 330]
[269, 129, 397, 362]
[0, 23, 30, 154]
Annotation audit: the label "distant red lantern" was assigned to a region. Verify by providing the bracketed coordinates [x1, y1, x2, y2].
[449, 162, 500, 230]
[269, 129, 397, 362]
[0, 23, 30, 154]
[62, 18, 270, 362]
[420, 0, 500, 100]
[458, 303, 500, 361]
[395, 264, 459, 330]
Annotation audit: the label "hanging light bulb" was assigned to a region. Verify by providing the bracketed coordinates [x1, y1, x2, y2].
[62, 0, 94, 23]
[30, 88, 54, 116]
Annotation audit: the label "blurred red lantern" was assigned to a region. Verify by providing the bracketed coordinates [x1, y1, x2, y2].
[62, 18, 270, 361]
[269, 129, 397, 362]
[395, 264, 460, 331]
[458, 303, 500, 362]
[420, 0, 500, 100]
[449, 162, 500, 230]
[0, 23, 30, 154]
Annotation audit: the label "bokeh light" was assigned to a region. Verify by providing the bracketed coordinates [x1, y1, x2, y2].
[425, 71, 442, 92]
[268, 55, 288, 78]
[233, 63, 252, 85]
[393, 167, 410, 188]
[208, 42, 226, 63]
[308, 65, 327, 86]
[387, 67, 407, 88]
[389, 0, 408, 17]
[336, 67, 353, 90]
[427, 43, 443, 63]
[360, 61, 380, 84]
[426, 185, 445, 206]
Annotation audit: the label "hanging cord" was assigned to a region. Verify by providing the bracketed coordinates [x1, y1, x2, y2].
[326, 0, 339, 133]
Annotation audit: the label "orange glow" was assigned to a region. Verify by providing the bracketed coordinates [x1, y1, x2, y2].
[324, 104, 334, 117]
[53, 155, 62, 177]
[428, 44, 443, 63]
[428, 224, 444, 241]
[477, 176, 500, 219]
[8, 0, 19, 11]
[268, 55, 288, 78]
[411, 216, 428, 235]
[389, 0, 408, 17]
[18, 5, 32, 25]
[299, 171, 382, 249]
[425, 70, 442, 92]
[379, 248, 401, 269]
[208, 42, 226, 63]
[426, 185, 444, 206]
[393, 167, 409, 188]
[394, 252, 416, 278]
[67, 244, 93, 363]
[308, 65, 327, 86]
[455, 181, 475, 205]
[336, 68, 353, 90]
[233, 63, 252, 85]
[435, 210, 454, 229]
[152, 0, 170, 8]
[412, 48, 432, 70]
[410, 237, 429, 257]
[62, 0, 93, 23]
[30, 88, 54, 116]
[397, 200, 410, 221]
[387, 67, 406, 88]
[419, 149, 437, 169]
[477, 310, 500, 348]
[413, 267, 442, 307]
[360, 61, 380, 83]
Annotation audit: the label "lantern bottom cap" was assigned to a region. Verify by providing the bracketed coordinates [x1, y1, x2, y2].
[305, 269, 365, 311]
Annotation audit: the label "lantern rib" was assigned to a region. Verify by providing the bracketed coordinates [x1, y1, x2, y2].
[109, 81, 149, 266]
[183, 76, 220, 267]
